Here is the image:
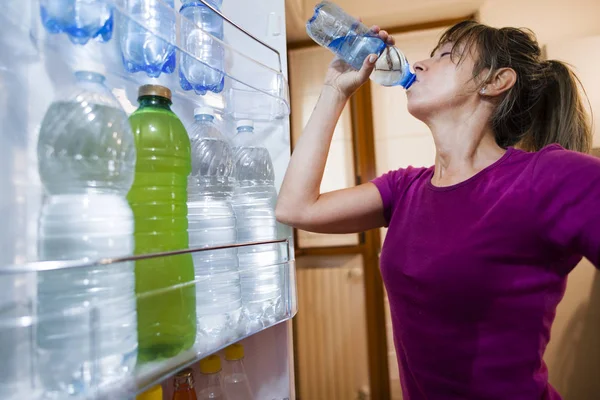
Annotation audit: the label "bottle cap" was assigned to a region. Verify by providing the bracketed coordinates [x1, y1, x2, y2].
[175, 368, 194, 379]
[199, 355, 222, 374]
[400, 70, 417, 89]
[224, 343, 245, 361]
[138, 84, 172, 101]
[136, 385, 162, 400]
[236, 119, 254, 129]
[194, 106, 214, 117]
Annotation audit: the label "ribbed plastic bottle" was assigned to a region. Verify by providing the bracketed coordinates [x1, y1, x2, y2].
[36, 70, 137, 396]
[306, 1, 416, 88]
[223, 344, 254, 400]
[127, 84, 196, 362]
[197, 355, 226, 400]
[120, 0, 177, 77]
[187, 107, 241, 348]
[232, 120, 284, 329]
[179, 0, 225, 94]
[40, 0, 113, 44]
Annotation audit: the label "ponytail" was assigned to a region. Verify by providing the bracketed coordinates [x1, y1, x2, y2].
[520, 60, 592, 153]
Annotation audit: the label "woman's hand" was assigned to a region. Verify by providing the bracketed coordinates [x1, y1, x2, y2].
[323, 24, 395, 98]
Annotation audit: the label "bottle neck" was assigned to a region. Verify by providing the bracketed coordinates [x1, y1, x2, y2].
[203, 371, 223, 388]
[225, 359, 246, 375]
[174, 375, 195, 392]
[195, 114, 215, 123]
[237, 127, 253, 134]
[75, 71, 106, 84]
[138, 95, 172, 110]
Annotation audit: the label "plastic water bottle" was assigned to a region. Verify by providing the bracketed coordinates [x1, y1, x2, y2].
[127, 85, 196, 362]
[187, 107, 241, 348]
[232, 120, 284, 329]
[36, 70, 137, 396]
[40, 0, 114, 44]
[223, 344, 254, 400]
[197, 355, 226, 400]
[306, 1, 416, 88]
[179, 0, 225, 95]
[120, 0, 176, 77]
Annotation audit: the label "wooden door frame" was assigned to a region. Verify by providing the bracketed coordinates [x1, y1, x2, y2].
[349, 81, 390, 399]
[287, 15, 475, 400]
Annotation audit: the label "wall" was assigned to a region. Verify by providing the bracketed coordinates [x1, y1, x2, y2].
[478, 2, 600, 398]
[478, 0, 600, 44]
[288, 46, 360, 248]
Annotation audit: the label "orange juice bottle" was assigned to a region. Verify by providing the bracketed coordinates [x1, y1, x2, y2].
[172, 368, 198, 400]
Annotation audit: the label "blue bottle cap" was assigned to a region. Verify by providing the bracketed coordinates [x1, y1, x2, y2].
[400, 71, 417, 89]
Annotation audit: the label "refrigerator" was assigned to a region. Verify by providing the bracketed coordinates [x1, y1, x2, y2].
[0, 0, 297, 399]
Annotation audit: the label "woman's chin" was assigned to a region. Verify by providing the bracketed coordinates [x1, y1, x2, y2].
[406, 100, 428, 120]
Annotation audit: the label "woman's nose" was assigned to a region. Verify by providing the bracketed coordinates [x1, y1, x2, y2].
[413, 59, 426, 72]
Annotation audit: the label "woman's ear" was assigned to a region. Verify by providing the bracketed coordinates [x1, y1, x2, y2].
[481, 68, 517, 97]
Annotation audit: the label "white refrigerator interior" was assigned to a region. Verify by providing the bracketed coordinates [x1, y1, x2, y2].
[0, 0, 296, 398]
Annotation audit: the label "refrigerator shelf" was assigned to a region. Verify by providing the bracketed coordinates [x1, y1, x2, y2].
[23, 0, 290, 121]
[1, 238, 291, 273]
[0, 239, 297, 399]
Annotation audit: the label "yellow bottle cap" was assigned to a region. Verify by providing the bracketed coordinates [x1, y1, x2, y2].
[225, 343, 245, 361]
[136, 385, 163, 400]
[199, 354, 222, 374]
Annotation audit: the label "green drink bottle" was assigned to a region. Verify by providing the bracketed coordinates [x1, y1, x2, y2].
[128, 85, 196, 362]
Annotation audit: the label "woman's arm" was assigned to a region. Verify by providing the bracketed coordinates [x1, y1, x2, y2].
[533, 146, 600, 268]
[276, 27, 394, 234]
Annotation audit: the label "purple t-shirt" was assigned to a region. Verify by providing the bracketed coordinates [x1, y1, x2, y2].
[371, 144, 600, 399]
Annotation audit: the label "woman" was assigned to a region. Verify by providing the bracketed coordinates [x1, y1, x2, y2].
[276, 21, 600, 399]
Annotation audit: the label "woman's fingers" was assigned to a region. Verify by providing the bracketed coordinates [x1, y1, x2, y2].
[368, 23, 394, 45]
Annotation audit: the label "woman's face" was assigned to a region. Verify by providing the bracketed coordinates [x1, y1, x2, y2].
[406, 42, 481, 123]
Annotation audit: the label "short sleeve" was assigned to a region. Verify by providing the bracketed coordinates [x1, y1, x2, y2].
[371, 166, 428, 226]
[532, 145, 600, 268]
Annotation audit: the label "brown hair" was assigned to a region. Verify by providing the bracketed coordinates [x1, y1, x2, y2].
[434, 21, 592, 153]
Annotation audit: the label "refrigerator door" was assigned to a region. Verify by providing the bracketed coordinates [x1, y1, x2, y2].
[1, 0, 295, 398]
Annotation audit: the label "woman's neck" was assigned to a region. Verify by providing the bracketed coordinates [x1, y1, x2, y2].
[428, 113, 506, 187]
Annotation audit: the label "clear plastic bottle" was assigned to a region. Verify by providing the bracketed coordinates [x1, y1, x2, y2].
[36, 70, 137, 396]
[39, 0, 113, 44]
[187, 107, 241, 349]
[127, 85, 196, 362]
[232, 120, 284, 329]
[306, 1, 416, 88]
[223, 344, 254, 400]
[179, 0, 225, 94]
[197, 355, 226, 400]
[120, 0, 176, 77]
